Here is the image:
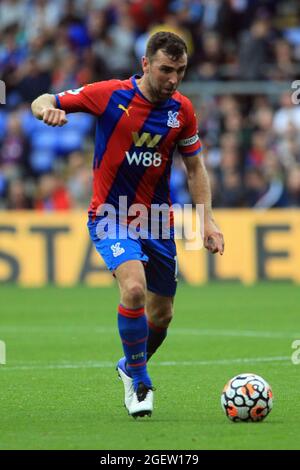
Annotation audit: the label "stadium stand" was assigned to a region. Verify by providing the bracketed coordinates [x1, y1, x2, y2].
[1, 0, 300, 210]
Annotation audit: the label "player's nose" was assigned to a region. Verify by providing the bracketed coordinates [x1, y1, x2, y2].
[167, 79, 177, 90]
[168, 72, 178, 87]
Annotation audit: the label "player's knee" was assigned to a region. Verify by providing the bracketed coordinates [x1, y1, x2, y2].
[152, 307, 173, 329]
[122, 283, 146, 308]
[160, 311, 173, 329]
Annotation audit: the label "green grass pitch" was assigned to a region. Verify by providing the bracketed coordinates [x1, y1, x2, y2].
[0, 283, 300, 450]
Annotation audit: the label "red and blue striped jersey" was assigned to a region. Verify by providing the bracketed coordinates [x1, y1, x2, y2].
[55, 75, 202, 218]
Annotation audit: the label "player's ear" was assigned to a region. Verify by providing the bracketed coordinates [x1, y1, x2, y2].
[142, 56, 150, 74]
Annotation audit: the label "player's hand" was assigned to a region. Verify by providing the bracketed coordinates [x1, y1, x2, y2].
[204, 219, 224, 255]
[41, 107, 68, 127]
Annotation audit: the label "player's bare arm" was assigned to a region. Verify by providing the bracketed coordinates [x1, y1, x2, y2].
[183, 153, 224, 255]
[31, 93, 68, 127]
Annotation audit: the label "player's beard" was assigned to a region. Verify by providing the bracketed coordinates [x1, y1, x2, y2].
[148, 77, 174, 103]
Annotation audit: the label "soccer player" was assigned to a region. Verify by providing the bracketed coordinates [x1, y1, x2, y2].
[31, 32, 224, 418]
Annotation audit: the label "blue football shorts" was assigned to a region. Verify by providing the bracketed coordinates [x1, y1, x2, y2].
[87, 218, 178, 297]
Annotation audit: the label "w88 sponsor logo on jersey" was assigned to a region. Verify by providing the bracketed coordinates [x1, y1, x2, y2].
[125, 151, 162, 167]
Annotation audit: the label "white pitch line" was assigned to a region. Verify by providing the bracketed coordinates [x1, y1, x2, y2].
[0, 356, 291, 371]
[1, 325, 299, 339]
[170, 329, 300, 339]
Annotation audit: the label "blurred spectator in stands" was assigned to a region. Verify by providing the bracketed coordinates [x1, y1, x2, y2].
[221, 107, 247, 166]
[86, 8, 110, 79]
[246, 130, 269, 168]
[66, 151, 92, 208]
[238, 16, 274, 80]
[128, 0, 169, 33]
[269, 38, 297, 80]
[220, 145, 241, 174]
[207, 131, 241, 172]
[6, 178, 33, 209]
[169, 0, 203, 26]
[201, 0, 221, 31]
[0, 171, 7, 206]
[277, 134, 300, 169]
[14, 56, 52, 103]
[35, 173, 71, 211]
[59, 0, 83, 27]
[25, 0, 62, 42]
[219, 95, 240, 116]
[196, 96, 221, 149]
[168, 0, 204, 57]
[244, 167, 268, 206]
[217, 0, 258, 44]
[59, 0, 92, 61]
[220, 169, 245, 207]
[0, 112, 30, 177]
[194, 32, 226, 80]
[219, 96, 244, 140]
[0, 24, 28, 102]
[206, 166, 223, 207]
[51, 52, 80, 94]
[286, 164, 300, 206]
[251, 103, 274, 133]
[244, 152, 288, 208]
[259, 149, 289, 207]
[273, 91, 300, 135]
[92, 12, 136, 79]
[0, 0, 27, 31]
[28, 34, 56, 76]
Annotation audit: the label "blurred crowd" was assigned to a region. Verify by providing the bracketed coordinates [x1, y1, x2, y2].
[1, 0, 300, 210]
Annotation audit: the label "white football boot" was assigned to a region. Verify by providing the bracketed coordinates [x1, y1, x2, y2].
[127, 382, 154, 418]
[116, 357, 134, 411]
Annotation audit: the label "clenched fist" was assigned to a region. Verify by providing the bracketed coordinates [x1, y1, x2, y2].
[41, 107, 68, 127]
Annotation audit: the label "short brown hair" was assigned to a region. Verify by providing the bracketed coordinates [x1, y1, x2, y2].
[145, 31, 187, 61]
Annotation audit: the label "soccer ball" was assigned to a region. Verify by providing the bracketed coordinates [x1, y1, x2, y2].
[221, 373, 273, 422]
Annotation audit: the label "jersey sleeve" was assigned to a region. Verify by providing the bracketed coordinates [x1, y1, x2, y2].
[55, 81, 118, 116]
[177, 98, 203, 157]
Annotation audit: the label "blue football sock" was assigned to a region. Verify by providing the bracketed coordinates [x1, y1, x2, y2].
[118, 304, 152, 390]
